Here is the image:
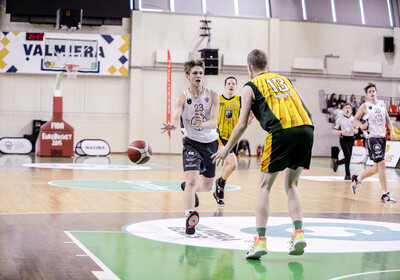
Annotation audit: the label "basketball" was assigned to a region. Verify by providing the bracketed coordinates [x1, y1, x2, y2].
[128, 140, 152, 164]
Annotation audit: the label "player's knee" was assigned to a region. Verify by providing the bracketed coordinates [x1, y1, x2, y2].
[186, 178, 198, 189]
[229, 162, 237, 172]
[377, 160, 386, 169]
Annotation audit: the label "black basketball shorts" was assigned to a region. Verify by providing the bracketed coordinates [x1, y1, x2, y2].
[366, 137, 386, 163]
[182, 137, 219, 178]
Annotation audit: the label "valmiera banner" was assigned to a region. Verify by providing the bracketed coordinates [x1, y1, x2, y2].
[0, 32, 129, 76]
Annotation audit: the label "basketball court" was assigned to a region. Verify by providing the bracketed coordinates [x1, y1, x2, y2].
[1, 1, 400, 279]
[0, 154, 399, 279]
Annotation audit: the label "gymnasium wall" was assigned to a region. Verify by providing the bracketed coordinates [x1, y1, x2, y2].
[1, 9, 399, 156]
[129, 11, 399, 156]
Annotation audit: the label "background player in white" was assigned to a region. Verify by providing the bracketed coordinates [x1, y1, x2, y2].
[332, 103, 359, 180]
[352, 83, 396, 203]
[161, 59, 220, 234]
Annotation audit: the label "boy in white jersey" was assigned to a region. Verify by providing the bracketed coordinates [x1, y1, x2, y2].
[332, 103, 359, 180]
[352, 83, 396, 203]
[161, 59, 219, 234]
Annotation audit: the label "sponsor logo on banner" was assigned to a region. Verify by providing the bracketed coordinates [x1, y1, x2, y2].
[338, 146, 367, 163]
[0, 137, 32, 154]
[75, 139, 110, 156]
[122, 217, 400, 253]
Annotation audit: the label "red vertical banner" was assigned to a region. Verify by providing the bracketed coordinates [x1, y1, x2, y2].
[166, 50, 172, 138]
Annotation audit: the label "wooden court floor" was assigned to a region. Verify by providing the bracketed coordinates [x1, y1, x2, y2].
[0, 153, 399, 279]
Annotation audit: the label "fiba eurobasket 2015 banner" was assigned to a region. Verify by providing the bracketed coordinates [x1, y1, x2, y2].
[0, 31, 129, 76]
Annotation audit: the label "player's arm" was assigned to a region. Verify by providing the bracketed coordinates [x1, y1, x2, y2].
[384, 105, 396, 140]
[332, 122, 344, 135]
[353, 103, 368, 130]
[247, 111, 255, 126]
[195, 89, 219, 129]
[161, 92, 185, 133]
[212, 85, 253, 162]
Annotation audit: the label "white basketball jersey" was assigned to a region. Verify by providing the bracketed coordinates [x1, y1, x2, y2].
[364, 100, 386, 138]
[333, 115, 356, 137]
[181, 88, 218, 143]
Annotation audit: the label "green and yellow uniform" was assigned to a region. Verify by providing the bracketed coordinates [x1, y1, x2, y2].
[217, 94, 241, 153]
[246, 72, 314, 172]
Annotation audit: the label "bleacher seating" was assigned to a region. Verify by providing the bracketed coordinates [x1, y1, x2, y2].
[389, 104, 398, 117]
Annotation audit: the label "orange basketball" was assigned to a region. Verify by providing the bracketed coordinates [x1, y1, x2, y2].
[128, 140, 152, 164]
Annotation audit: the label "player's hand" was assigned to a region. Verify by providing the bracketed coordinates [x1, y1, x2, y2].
[194, 112, 203, 128]
[342, 130, 348, 135]
[211, 146, 229, 165]
[390, 132, 396, 141]
[161, 123, 176, 134]
[361, 123, 369, 130]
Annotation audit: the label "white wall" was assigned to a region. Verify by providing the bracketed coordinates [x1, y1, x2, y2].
[1, 9, 399, 155]
[129, 12, 399, 156]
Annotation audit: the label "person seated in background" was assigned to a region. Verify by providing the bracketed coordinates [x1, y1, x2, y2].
[337, 94, 346, 108]
[333, 102, 344, 122]
[327, 93, 338, 109]
[236, 139, 251, 157]
[327, 93, 338, 122]
[360, 96, 366, 106]
[350, 94, 359, 110]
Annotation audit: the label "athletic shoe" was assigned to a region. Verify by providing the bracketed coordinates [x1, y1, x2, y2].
[185, 211, 199, 235]
[332, 159, 338, 172]
[215, 178, 225, 199]
[381, 192, 397, 203]
[181, 182, 199, 208]
[213, 191, 225, 207]
[288, 229, 307, 256]
[246, 236, 268, 259]
[344, 175, 351, 181]
[351, 174, 360, 194]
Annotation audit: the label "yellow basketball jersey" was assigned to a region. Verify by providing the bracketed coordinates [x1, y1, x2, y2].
[218, 95, 241, 140]
[247, 72, 313, 132]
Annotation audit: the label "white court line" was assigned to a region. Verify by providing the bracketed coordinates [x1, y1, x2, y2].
[330, 269, 400, 279]
[64, 231, 120, 280]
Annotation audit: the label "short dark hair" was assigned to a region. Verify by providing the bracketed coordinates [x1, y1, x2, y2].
[184, 59, 205, 75]
[224, 76, 237, 85]
[364, 83, 376, 94]
[247, 49, 268, 71]
[344, 103, 351, 107]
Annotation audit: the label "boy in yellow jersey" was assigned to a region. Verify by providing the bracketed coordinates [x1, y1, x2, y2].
[212, 49, 314, 259]
[214, 76, 254, 207]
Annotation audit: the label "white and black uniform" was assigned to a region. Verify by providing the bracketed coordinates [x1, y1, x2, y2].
[333, 115, 357, 177]
[181, 88, 219, 177]
[364, 100, 387, 162]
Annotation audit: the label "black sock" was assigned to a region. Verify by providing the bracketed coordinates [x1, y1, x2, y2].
[219, 177, 226, 187]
